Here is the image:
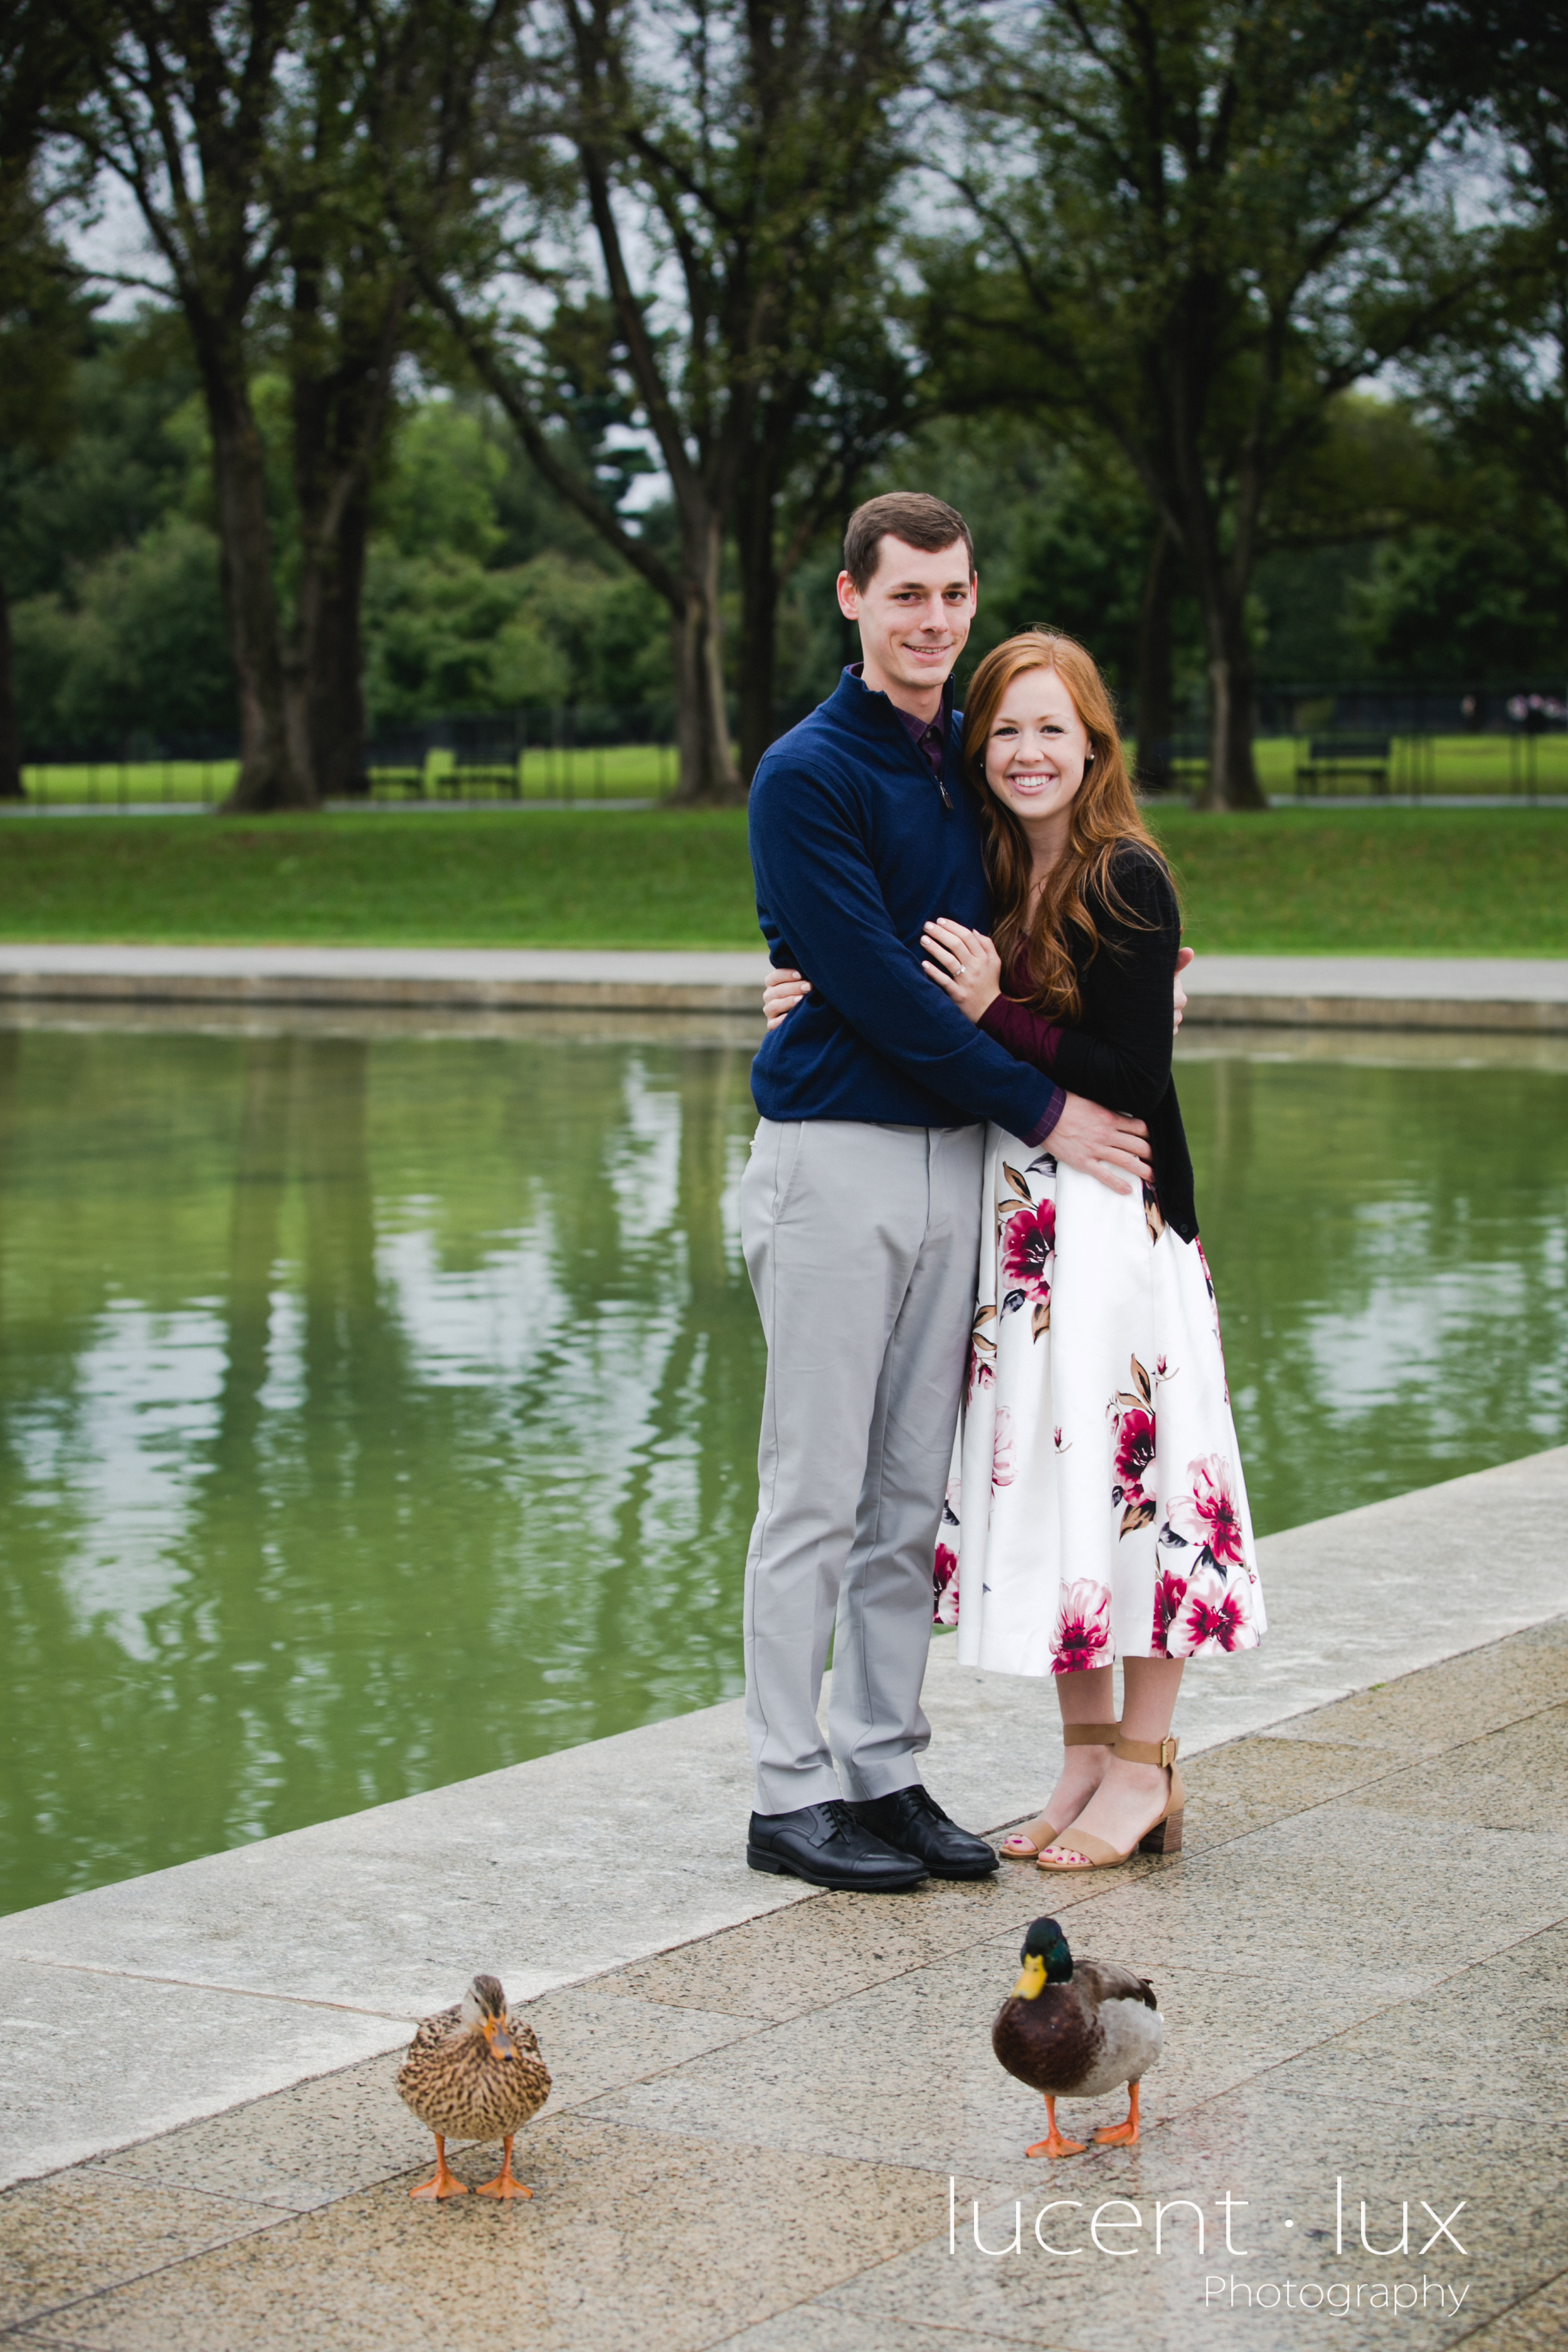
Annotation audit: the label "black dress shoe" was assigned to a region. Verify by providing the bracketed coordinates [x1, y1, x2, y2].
[848, 1785, 1000, 1878]
[747, 1799, 928, 1890]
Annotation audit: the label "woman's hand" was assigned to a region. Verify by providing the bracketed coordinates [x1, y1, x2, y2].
[763, 966, 811, 1030]
[1173, 945, 1194, 1033]
[921, 919, 1002, 1022]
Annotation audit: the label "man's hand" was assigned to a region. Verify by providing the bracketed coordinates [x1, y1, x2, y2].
[1049, 1093, 1152, 1196]
[763, 966, 810, 1029]
[1174, 945, 1194, 1034]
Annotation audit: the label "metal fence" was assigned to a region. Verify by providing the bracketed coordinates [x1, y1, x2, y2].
[14, 708, 692, 807]
[15, 683, 1568, 805]
[1143, 681, 1568, 800]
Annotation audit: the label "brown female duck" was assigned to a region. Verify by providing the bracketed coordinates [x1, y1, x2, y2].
[398, 1974, 551, 2199]
[992, 1917, 1162, 2158]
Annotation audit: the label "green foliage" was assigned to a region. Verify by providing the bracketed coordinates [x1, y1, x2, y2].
[361, 548, 668, 721]
[360, 398, 672, 722]
[3, 309, 674, 743]
[1350, 525, 1568, 680]
[11, 518, 233, 744]
[376, 400, 509, 565]
[1, 319, 206, 603]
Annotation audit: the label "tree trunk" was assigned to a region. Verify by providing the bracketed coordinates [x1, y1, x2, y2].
[1195, 598, 1265, 811]
[735, 477, 779, 785]
[1133, 521, 1173, 793]
[670, 514, 741, 805]
[202, 363, 314, 812]
[0, 575, 23, 798]
[289, 487, 371, 801]
[285, 268, 402, 802]
[319, 491, 369, 796]
[1180, 506, 1266, 810]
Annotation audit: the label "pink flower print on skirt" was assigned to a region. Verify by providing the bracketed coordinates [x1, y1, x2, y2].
[945, 1130, 1264, 1673]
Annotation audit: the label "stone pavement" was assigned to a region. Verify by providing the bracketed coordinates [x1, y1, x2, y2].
[2, 946, 1567, 1032]
[1, 1613, 1564, 2351]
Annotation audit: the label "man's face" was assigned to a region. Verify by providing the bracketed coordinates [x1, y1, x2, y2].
[837, 535, 977, 705]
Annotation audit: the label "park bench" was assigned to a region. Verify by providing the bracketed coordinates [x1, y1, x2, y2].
[1295, 733, 1391, 794]
[1165, 734, 1210, 789]
[438, 723, 521, 798]
[1135, 734, 1209, 792]
[363, 733, 428, 797]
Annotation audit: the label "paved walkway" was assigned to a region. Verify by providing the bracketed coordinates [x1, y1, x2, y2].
[1, 946, 1567, 1031]
[1, 1449, 1565, 2347]
[1, 1617, 1563, 2349]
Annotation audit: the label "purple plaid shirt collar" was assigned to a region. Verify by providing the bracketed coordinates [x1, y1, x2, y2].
[848, 663, 951, 780]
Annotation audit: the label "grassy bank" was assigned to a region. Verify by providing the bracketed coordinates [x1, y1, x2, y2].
[1, 805, 1565, 956]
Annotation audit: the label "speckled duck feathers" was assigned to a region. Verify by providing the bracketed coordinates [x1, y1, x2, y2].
[398, 1975, 551, 2143]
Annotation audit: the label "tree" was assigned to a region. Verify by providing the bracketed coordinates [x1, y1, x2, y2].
[396, 0, 916, 798]
[0, 1, 95, 797]
[924, 0, 1480, 806]
[267, 1, 411, 795]
[1397, 3, 1568, 669]
[0, 206, 90, 797]
[61, 0, 314, 806]
[58, 0, 425, 807]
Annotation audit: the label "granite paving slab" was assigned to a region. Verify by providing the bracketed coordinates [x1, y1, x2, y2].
[0, 2171, 281, 2333]
[3, 1614, 1564, 2351]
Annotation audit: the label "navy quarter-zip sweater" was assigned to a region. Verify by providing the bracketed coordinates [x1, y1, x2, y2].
[749, 668, 1062, 1142]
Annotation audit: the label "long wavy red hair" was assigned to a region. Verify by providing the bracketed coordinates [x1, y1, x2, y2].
[962, 630, 1172, 1022]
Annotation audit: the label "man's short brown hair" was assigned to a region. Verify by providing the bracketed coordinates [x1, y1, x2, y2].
[842, 492, 976, 592]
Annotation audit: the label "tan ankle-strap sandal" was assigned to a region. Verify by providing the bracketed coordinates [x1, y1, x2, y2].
[1035, 1734, 1186, 1873]
[998, 1724, 1120, 1861]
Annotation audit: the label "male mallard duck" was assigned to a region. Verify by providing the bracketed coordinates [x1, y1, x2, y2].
[992, 1917, 1161, 2158]
[397, 1974, 551, 2200]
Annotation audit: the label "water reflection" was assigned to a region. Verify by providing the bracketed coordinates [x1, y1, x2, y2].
[1182, 1050, 1568, 1522]
[0, 1028, 765, 1912]
[1, 1020, 1565, 1914]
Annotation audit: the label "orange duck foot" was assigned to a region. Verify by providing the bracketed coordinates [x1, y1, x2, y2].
[477, 2137, 534, 2199]
[410, 2136, 468, 2199]
[1093, 2084, 1142, 2146]
[1026, 2097, 1086, 2158]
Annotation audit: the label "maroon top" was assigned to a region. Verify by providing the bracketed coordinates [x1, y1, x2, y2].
[975, 849, 1197, 1239]
[980, 975, 1064, 1073]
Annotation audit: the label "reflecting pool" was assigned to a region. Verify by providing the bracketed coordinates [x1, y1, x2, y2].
[2, 1014, 1565, 1915]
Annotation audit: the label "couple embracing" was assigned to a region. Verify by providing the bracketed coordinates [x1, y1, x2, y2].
[739, 492, 1265, 1894]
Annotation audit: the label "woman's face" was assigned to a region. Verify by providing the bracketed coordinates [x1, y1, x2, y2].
[982, 667, 1091, 829]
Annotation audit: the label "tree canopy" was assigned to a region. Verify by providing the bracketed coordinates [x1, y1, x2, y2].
[1, 0, 1561, 807]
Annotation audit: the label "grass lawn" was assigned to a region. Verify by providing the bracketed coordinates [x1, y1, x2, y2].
[0, 805, 1565, 956]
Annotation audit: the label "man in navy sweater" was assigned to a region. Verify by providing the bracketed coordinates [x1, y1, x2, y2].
[741, 492, 1155, 1890]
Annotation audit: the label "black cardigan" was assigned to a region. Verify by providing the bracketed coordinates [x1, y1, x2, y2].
[978, 846, 1198, 1242]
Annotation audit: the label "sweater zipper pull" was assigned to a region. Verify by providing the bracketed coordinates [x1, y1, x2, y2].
[936, 775, 953, 813]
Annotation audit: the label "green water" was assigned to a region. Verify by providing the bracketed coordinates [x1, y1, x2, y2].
[3, 1019, 1565, 1917]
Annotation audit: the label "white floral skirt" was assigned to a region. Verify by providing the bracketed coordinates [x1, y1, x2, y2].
[940, 1131, 1265, 1675]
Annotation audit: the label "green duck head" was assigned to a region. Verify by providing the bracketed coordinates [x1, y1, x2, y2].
[1012, 1916, 1074, 2000]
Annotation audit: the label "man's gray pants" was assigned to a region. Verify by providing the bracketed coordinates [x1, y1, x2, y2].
[740, 1117, 985, 1816]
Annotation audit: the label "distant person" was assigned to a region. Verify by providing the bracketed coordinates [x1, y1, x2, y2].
[741, 494, 1160, 1892]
